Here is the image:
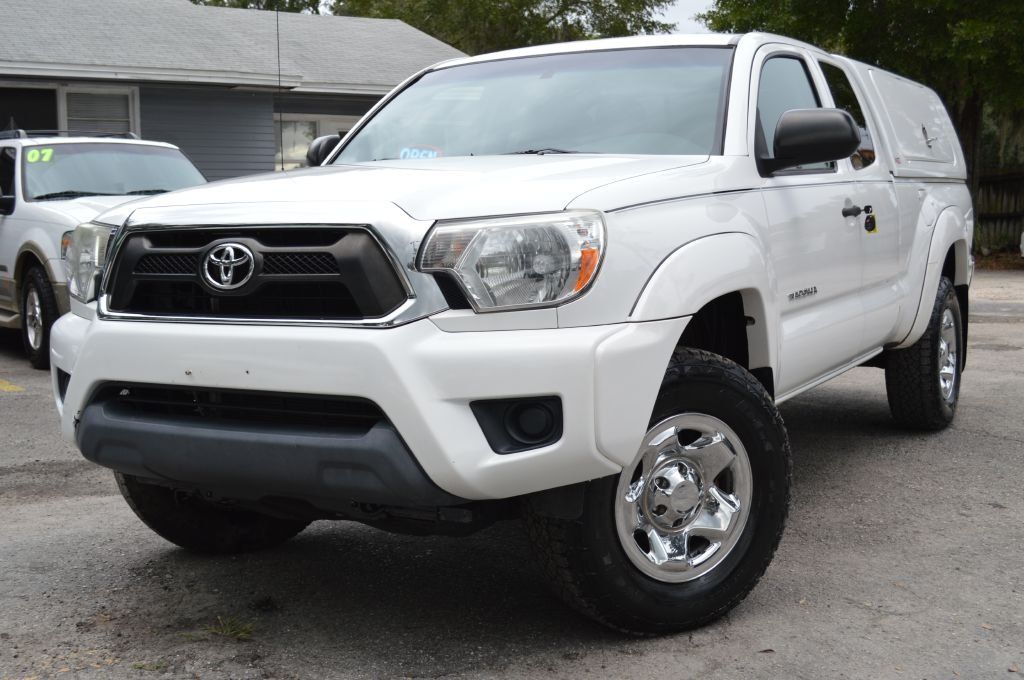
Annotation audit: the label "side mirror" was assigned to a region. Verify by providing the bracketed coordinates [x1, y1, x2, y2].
[306, 134, 342, 167]
[760, 108, 860, 175]
[0, 195, 14, 216]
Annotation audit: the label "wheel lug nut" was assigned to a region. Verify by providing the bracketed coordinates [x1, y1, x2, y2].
[652, 505, 667, 516]
[654, 477, 669, 490]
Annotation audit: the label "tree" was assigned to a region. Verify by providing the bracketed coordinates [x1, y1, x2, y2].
[331, 0, 676, 55]
[699, 0, 1024, 191]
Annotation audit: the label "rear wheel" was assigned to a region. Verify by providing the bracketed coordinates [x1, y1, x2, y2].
[115, 473, 309, 554]
[20, 266, 59, 370]
[525, 348, 791, 634]
[885, 276, 962, 430]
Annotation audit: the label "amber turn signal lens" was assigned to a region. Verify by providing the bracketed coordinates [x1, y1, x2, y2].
[575, 247, 600, 292]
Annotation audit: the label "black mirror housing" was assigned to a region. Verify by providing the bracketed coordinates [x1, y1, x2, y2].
[306, 134, 342, 167]
[0, 195, 14, 215]
[760, 108, 861, 175]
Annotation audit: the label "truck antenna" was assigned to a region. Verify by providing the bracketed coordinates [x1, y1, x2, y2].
[276, 8, 284, 171]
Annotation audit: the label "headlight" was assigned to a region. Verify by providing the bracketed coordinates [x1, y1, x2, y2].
[63, 222, 114, 303]
[418, 210, 605, 311]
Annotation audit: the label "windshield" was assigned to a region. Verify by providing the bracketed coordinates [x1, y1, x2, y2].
[21, 143, 205, 201]
[335, 47, 733, 163]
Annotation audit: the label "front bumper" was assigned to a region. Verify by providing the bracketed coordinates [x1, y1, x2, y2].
[51, 312, 686, 501]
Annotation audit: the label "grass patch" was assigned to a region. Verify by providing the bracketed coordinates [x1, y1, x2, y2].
[205, 616, 254, 642]
[131, 660, 167, 671]
[976, 250, 1024, 270]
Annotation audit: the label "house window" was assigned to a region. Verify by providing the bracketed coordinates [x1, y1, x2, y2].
[275, 114, 360, 170]
[62, 87, 139, 136]
[0, 83, 139, 137]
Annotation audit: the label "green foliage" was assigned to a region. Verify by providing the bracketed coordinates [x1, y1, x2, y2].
[192, 0, 676, 55]
[698, 0, 1024, 172]
[331, 0, 676, 55]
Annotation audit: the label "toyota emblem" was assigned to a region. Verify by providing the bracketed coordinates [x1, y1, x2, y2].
[202, 242, 255, 291]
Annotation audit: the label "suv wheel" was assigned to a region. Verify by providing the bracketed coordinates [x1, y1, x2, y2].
[525, 348, 791, 634]
[116, 473, 310, 554]
[885, 276, 962, 430]
[20, 266, 59, 370]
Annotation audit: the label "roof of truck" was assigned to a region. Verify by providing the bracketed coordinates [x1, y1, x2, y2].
[0, 136, 179, 150]
[433, 32, 832, 71]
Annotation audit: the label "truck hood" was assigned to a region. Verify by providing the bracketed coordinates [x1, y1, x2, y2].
[98, 155, 709, 224]
[31, 194, 143, 226]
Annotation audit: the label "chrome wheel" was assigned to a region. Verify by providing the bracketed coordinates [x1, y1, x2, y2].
[938, 308, 958, 403]
[615, 413, 753, 583]
[24, 285, 43, 351]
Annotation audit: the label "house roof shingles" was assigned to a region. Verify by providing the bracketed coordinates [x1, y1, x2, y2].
[0, 0, 464, 94]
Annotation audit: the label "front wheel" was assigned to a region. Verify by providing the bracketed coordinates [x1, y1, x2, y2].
[20, 266, 59, 370]
[525, 348, 792, 634]
[116, 473, 309, 554]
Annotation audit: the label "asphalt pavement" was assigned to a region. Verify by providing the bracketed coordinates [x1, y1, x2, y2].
[1, 270, 1022, 679]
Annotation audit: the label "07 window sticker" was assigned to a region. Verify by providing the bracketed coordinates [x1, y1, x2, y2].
[25, 148, 55, 163]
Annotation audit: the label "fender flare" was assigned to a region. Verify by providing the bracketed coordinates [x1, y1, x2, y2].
[629, 232, 780, 376]
[15, 239, 61, 285]
[894, 206, 969, 349]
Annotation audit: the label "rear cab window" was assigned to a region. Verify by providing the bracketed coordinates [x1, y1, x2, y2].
[756, 55, 832, 173]
[819, 61, 877, 170]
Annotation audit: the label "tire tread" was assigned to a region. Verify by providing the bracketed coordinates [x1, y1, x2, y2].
[525, 348, 791, 635]
[21, 266, 59, 370]
[885, 277, 960, 430]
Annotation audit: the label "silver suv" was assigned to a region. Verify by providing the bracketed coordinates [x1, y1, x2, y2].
[0, 131, 205, 367]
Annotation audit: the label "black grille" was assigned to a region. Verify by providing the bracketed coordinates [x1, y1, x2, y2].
[125, 280, 359, 318]
[135, 253, 198, 275]
[106, 227, 407, 320]
[262, 252, 339, 275]
[97, 383, 385, 434]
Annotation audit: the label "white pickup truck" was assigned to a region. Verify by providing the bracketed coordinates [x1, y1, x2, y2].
[0, 133, 205, 367]
[51, 33, 972, 634]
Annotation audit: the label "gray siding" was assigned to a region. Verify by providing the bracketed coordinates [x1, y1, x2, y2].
[140, 86, 275, 181]
[274, 93, 380, 117]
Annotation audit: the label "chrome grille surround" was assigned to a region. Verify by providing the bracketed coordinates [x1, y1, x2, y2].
[96, 202, 447, 327]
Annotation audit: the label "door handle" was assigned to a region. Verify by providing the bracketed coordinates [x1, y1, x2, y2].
[842, 204, 863, 218]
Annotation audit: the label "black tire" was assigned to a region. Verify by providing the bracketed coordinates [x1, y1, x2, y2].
[20, 266, 59, 370]
[885, 276, 962, 430]
[115, 473, 309, 554]
[524, 348, 791, 634]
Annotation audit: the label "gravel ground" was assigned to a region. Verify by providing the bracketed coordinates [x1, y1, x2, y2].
[1, 271, 1022, 680]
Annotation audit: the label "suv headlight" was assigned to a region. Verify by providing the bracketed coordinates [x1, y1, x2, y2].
[63, 222, 115, 303]
[418, 210, 605, 311]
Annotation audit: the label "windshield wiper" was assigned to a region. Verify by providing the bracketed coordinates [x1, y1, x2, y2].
[31, 190, 117, 201]
[126, 189, 170, 195]
[505, 148, 584, 155]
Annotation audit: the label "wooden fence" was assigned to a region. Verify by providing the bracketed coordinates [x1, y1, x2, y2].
[976, 173, 1024, 252]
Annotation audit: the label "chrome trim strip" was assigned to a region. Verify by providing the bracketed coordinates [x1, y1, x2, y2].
[97, 222, 435, 328]
[97, 296, 422, 328]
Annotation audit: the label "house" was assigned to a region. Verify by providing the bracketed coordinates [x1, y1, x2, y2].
[0, 0, 464, 180]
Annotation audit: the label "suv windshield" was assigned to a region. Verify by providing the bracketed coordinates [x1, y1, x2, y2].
[22, 143, 205, 201]
[334, 47, 733, 163]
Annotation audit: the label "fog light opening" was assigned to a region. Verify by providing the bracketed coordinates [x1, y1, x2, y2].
[505, 402, 556, 446]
